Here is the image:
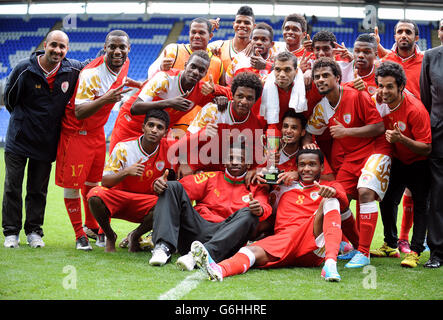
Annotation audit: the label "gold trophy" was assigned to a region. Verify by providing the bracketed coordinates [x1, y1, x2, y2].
[260, 133, 288, 184]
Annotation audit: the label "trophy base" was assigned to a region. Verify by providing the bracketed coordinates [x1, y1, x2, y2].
[264, 172, 281, 185]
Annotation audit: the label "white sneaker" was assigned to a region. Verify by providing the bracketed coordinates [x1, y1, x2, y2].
[191, 241, 223, 281]
[26, 232, 45, 248]
[76, 235, 92, 251]
[95, 234, 106, 247]
[4, 235, 20, 248]
[149, 243, 171, 266]
[176, 252, 196, 271]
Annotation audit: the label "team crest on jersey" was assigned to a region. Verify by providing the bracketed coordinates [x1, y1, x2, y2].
[61, 81, 69, 93]
[343, 113, 352, 125]
[396, 121, 406, 132]
[368, 86, 377, 95]
[155, 161, 165, 171]
[310, 191, 320, 201]
[242, 195, 250, 203]
[360, 173, 372, 183]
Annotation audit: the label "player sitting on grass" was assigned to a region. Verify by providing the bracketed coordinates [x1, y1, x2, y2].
[87, 109, 177, 252]
[192, 148, 348, 282]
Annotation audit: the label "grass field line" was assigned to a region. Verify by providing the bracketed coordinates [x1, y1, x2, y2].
[158, 271, 206, 300]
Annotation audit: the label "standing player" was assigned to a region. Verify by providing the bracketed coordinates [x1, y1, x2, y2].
[370, 62, 431, 268]
[87, 109, 176, 252]
[225, 23, 275, 85]
[305, 58, 390, 268]
[192, 148, 348, 282]
[110, 51, 223, 150]
[56, 30, 132, 250]
[379, 19, 423, 99]
[207, 6, 255, 72]
[272, 13, 308, 58]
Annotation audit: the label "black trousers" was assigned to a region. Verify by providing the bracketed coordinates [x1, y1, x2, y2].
[428, 156, 443, 262]
[379, 158, 430, 254]
[152, 181, 259, 262]
[2, 152, 52, 237]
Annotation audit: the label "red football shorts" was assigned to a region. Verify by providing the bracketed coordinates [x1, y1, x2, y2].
[87, 186, 158, 223]
[56, 129, 106, 188]
[254, 214, 324, 268]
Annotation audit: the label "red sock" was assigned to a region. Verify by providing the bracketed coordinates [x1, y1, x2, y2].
[323, 200, 342, 261]
[82, 184, 99, 230]
[340, 209, 359, 249]
[218, 249, 253, 278]
[400, 194, 414, 241]
[358, 201, 378, 257]
[64, 197, 85, 240]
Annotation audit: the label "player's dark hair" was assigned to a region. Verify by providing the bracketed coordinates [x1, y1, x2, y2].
[312, 57, 342, 84]
[296, 148, 324, 165]
[355, 33, 378, 51]
[375, 61, 407, 90]
[253, 22, 274, 41]
[188, 50, 211, 64]
[144, 108, 170, 129]
[395, 19, 419, 37]
[191, 17, 212, 33]
[237, 5, 254, 20]
[282, 109, 307, 129]
[283, 13, 307, 33]
[312, 30, 336, 47]
[275, 51, 298, 69]
[231, 72, 263, 101]
[105, 29, 130, 43]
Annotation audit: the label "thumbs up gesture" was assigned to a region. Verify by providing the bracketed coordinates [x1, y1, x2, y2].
[329, 118, 348, 139]
[314, 181, 336, 198]
[160, 50, 174, 71]
[385, 122, 403, 144]
[126, 158, 145, 176]
[353, 68, 366, 91]
[153, 169, 169, 195]
[201, 74, 215, 96]
[303, 34, 313, 52]
[248, 192, 264, 217]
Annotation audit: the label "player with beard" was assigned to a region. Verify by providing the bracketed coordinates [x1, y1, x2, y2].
[192, 148, 348, 282]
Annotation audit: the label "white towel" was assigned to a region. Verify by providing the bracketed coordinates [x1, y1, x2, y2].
[260, 68, 308, 124]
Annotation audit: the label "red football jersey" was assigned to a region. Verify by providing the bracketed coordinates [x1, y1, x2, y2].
[179, 171, 272, 223]
[378, 92, 431, 164]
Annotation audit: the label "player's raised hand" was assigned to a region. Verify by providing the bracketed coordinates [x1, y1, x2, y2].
[248, 193, 263, 216]
[385, 122, 403, 143]
[353, 68, 366, 91]
[303, 34, 313, 52]
[160, 50, 174, 71]
[209, 17, 220, 31]
[277, 171, 299, 186]
[102, 82, 132, 104]
[330, 118, 348, 139]
[250, 48, 267, 70]
[168, 93, 194, 111]
[201, 74, 215, 96]
[126, 158, 145, 176]
[370, 26, 380, 46]
[202, 120, 218, 139]
[333, 42, 353, 61]
[314, 181, 336, 198]
[153, 169, 169, 195]
[299, 50, 313, 73]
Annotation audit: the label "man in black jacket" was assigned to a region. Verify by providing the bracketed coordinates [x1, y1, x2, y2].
[2, 30, 89, 248]
[420, 40, 443, 268]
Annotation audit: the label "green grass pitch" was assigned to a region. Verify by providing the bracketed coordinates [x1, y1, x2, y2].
[0, 147, 442, 301]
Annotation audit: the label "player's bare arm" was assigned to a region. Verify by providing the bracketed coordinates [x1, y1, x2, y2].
[75, 82, 131, 119]
[130, 94, 194, 115]
[386, 123, 432, 156]
[330, 118, 384, 139]
[101, 158, 145, 188]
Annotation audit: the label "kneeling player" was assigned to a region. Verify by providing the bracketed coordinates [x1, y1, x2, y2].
[192, 148, 348, 282]
[87, 109, 176, 252]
